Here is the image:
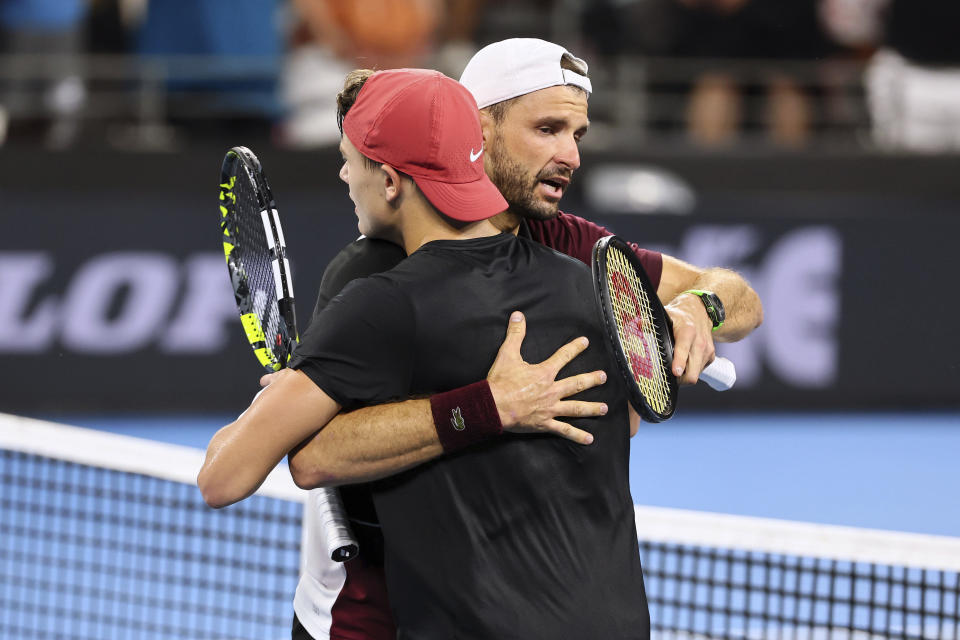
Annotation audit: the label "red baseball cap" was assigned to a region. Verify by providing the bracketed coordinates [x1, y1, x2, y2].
[342, 69, 507, 222]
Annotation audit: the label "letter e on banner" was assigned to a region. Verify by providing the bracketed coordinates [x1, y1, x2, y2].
[764, 227, 841, 386]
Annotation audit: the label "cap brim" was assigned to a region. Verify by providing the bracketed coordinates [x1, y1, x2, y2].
[413, 174, 508, 222]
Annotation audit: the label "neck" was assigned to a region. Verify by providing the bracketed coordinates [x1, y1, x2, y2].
[399, 203, 501, 254]
[489, 210, 524, 235]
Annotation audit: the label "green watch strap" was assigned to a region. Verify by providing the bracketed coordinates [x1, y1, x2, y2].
[682, 289, 725, 331]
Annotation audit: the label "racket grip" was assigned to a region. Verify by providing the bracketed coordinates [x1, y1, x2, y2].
[310, 487, 359, 562]
[700, 357, 736, 391]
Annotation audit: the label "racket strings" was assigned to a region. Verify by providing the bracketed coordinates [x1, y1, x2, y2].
[229, 168, 284, 355]
[606, 247, 673, 414]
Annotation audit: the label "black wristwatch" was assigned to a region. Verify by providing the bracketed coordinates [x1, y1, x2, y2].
[683, 289, 725, 331]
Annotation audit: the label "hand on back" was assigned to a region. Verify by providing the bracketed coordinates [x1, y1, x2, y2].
[486, 311, 608, 445]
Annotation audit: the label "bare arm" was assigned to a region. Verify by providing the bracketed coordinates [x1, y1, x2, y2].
[288, 311, 610, 488]
[657, 254, 763, 384]
[288, 398, 438, 489]
[197, 369, 341, 508]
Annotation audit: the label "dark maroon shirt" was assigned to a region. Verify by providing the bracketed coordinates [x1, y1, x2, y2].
[524, 212, 663, 289]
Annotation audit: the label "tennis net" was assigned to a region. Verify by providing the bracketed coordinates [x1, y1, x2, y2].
[635, 506, 960, 640]
[2, 414, 959, 640]
[0, 414, 304, 640]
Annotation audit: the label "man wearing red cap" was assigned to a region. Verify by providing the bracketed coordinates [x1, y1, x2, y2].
[281, 40, 761, 640]
[199, 68, 651, 639]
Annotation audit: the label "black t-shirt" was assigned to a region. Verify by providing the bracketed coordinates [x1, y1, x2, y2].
[290, 233, 649, 639]
[662, 0, 830, 61]
[885, 0, 960, 65]
[310, 237, 407, 320]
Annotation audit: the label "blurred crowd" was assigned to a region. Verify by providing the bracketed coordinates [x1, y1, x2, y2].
[1, 0, 959, 152]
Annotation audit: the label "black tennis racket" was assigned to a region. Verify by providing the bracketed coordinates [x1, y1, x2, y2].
[592, 235, 736, 423]
[219, 146, 358, 562]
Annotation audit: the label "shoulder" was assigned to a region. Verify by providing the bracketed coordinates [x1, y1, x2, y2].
[319, 237, 406, 295]
[517, 235, 588, 270]
[332, 272, 412, 316]
[294, 274, 414, 363]
[524, 211, 612, 266]
[528, 211, 605, 235]
[527, 211, 665, 288]
[314, 237, 406, 318]
[328, 237, 407, 274]
[313, 271, 416, 336]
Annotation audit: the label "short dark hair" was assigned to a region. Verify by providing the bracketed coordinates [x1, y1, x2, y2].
[336, 69, 381, 171]
[482, 52, 590, 124]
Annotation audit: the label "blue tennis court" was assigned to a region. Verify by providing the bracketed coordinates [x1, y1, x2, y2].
[6, 411, 959, 639]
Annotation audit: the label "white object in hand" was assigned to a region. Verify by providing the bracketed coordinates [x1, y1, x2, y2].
[699, 357, 736, 391]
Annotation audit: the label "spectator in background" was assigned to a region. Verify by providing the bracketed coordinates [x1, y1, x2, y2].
[86, 0, 140, 56]
[429, 0, 485, 80]
[282, 0, 489, 147]
[0, 0, 90, 147]
[466, 0, 553, 45]
[135, 0, 283, 140]
[815, 0, 883, 146]
[581, 0, 833, 148]
[858, 0, 960, 152]
[818, 0, 883, 59]
[671, 0, 834, 148]
[281, 0, 442, 147]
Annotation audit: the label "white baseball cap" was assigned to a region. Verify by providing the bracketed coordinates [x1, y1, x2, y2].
[459, 38, 592, 109]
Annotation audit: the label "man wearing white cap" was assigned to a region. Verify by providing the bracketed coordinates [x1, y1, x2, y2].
[459, 38, 761, 359]
[282, 39, 762, 640]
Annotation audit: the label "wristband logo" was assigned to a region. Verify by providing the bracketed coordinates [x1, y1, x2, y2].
[451, 407, 465, 431]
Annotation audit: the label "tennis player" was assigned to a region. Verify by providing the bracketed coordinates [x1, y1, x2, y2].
[200, 68, 650, 638]
[284, 40, 761, 640]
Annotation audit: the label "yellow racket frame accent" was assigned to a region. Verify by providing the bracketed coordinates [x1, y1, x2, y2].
[219, 147, 297, 374]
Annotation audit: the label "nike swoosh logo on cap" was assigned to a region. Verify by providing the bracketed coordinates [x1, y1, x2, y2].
[469, 146, 483, 162]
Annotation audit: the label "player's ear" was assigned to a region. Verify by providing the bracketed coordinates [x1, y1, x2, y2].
[380, 164, 403, 205]
[478, 110, 494, 147]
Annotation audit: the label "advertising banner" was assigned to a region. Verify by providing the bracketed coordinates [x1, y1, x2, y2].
[2, 150, 957, 413]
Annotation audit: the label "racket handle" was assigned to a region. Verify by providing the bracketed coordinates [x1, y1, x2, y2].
[309, 487, 359, 562]
[700, 357, 736, 391]
[244, 391, 357, 560]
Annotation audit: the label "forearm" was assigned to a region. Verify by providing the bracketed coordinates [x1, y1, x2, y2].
[682, 267, 763, 342]
[658, 255, 762, 343]
[287, 312, 609, 488]
[198, 420, 276, 508]
[288, 398, 443, 488]
[198, 369, 340, 507]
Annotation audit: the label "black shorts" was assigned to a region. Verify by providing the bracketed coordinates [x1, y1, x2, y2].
[291, 612, 314, 640]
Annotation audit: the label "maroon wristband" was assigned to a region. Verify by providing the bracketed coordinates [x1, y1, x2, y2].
[430, 380, 503, 453]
